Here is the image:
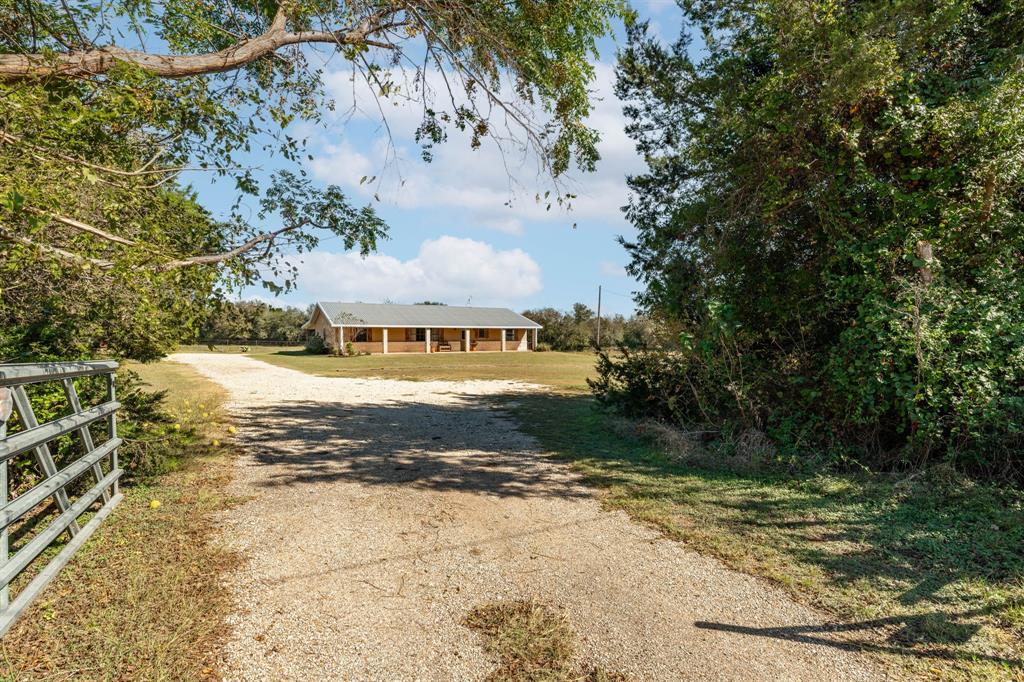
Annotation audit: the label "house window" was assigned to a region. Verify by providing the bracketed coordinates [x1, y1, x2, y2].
[354, 328, 369, 342]
[414, 328, 426, 342]
[432, 329, 443, 341]
[477, 329, 488, 339]
[505, 329, 516, 341]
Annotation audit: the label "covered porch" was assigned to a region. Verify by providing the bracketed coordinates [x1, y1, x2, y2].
[335, 326, 538, 355]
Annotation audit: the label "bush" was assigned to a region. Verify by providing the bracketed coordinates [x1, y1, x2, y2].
[534, 342, 553, 352]
[610, 3, 1024, 480]
[4, 370, 196, 491]
[304, 333, 328, 354]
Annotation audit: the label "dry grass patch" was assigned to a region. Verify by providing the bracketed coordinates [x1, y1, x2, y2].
[0, 361, 241, 681]
[464, 600, 629, 682]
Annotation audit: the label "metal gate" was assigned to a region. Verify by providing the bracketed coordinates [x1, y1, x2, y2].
[0, 361, 123, 636]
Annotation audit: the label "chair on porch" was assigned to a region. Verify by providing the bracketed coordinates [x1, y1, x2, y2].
[438, 340, 452, 352]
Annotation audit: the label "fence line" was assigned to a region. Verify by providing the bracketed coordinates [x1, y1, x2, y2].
[0, 361, 123, 636]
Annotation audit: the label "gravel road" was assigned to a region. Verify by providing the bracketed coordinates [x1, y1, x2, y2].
[172, 353, 890, 682]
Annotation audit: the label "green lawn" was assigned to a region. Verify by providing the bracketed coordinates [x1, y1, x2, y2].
[178, 345, 599, 391]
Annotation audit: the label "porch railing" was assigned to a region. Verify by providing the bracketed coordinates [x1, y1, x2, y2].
[0, 361, 123, 637]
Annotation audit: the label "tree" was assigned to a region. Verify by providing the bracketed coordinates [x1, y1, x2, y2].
[605, 1, 1024, 475]
[199, 300, 307, 343]
[0, 0, 625, 360]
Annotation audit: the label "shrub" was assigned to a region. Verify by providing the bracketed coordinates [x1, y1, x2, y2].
[609, 3, 1024, 479]
[304, 333, 328, 354]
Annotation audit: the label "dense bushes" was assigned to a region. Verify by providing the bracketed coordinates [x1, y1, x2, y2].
[600, 1, 1024, 479]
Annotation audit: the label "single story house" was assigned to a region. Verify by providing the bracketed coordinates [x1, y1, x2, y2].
[302, 302, 542, 354]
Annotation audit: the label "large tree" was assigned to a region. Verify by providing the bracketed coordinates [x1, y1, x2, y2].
[606, 1, 1024, 474]
[0, 0, 623, 360]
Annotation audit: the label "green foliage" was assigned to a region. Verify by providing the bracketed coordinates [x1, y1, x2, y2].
[304, 332, 328, 354]
[606, 1, 1024, 477]
[522, 305, 653, 351]
[4, 370, 201, 492]
[200, 300, 308, 343]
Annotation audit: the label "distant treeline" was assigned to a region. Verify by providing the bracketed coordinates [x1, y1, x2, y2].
[198, 300, 651, 351]
[522, 304, 652, 351]
[198, 300, 309, 344]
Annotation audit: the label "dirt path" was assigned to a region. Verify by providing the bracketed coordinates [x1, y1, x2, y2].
[172, 353, 889, 681]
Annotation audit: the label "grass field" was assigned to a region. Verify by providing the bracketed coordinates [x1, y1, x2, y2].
[1, 361, 240, 681]
[179, 345, 599, 391]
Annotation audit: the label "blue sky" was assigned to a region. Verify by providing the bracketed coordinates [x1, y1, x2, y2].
[188, 2, 683, 317]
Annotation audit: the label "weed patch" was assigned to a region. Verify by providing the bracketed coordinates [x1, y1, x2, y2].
[464, 600, 629, 682]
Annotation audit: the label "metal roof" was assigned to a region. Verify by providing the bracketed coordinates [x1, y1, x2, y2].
[312, 302, 542, 329]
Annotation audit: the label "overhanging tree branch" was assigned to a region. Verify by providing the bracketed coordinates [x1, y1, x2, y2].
[0, 9, 398, 80]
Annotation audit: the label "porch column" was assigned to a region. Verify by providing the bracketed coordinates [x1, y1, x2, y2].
[532, 328, 538, 350]
[425, 328, 431, 353]
[337, 326, 343, 354]
[463, 329, 470, 352]
[500, 329, 506, 352]
[382, 328, 389, 354]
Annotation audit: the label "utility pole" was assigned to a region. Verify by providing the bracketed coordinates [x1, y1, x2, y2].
[596, 285, 602, 348]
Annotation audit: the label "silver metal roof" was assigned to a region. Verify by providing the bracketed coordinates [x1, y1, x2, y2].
[313, 302, 542, 329]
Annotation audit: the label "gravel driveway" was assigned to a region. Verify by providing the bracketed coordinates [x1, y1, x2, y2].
[172, 353, 889, 681]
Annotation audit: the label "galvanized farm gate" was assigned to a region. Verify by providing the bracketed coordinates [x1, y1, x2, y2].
[0, 361, 123, 636]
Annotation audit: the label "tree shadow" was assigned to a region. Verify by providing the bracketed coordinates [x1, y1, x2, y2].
[694, 601, 1022, 668]
[234, 395, 588, 501]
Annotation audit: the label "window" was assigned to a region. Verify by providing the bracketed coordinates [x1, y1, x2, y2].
[505, 329, 516, 341]
[414, 328, 426, 342]
[477, 329, 488, 339]
[432, 328, 443, 341]
[354, 328, 369, 342]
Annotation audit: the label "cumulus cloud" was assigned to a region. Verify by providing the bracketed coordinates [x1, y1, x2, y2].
[308, 62, 642, 230]
[287, 236, 542, 305]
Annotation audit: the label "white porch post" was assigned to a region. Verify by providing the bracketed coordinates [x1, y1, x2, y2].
[425, 328, 431, 353]
[500, 329, 506, 352]
[337, 326, 343, 354]
[382, 328, 389, 354]
[532, 328, 538, 350]
[463, 329, 470, 352]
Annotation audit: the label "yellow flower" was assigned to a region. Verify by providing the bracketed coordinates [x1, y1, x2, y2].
[149, 500, 162, 509]
[227, 426, 237, 434]
[173, 423, 181, 430]
[211, 439, 220, 447]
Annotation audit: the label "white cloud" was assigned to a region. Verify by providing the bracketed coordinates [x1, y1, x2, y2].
[308, 62, 642, 231]
[479, 217, 525, 236]
[599, 261, 627, 278]
[287, 236, 542, 305]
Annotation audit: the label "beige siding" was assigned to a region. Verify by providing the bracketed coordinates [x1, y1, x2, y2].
[307, 308, 338, 350]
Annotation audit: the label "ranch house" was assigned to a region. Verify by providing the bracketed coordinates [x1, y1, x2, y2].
[302, 302, 542, 354]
